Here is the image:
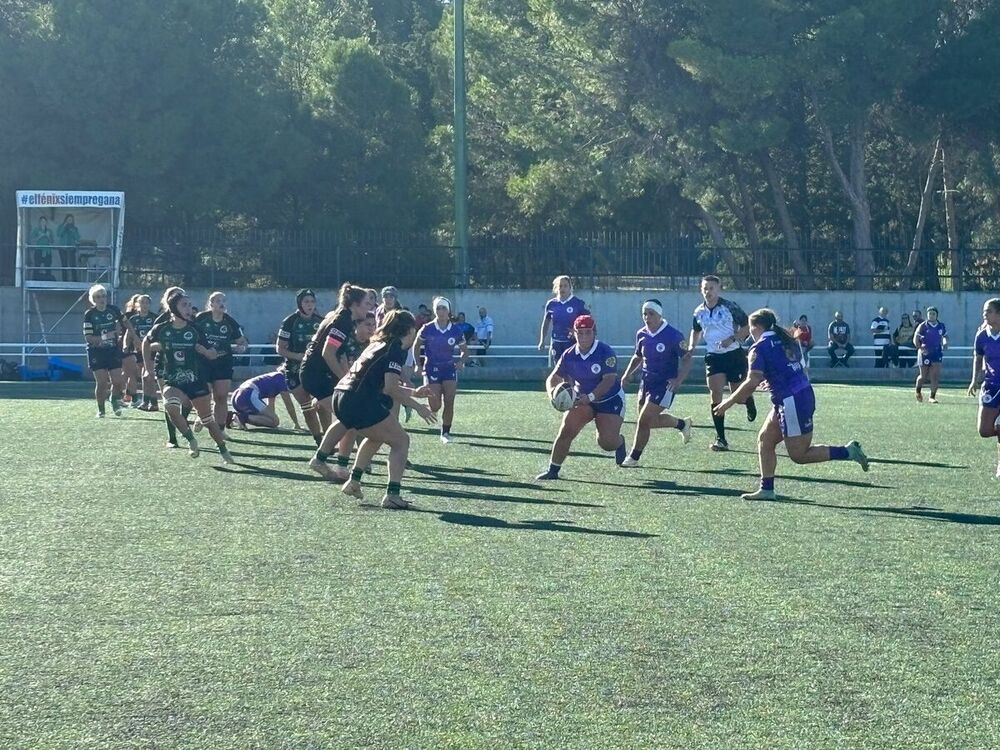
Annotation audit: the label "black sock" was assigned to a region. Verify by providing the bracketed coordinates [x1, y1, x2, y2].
[336, 454, 350, 467]
[351, 468, 364, 482]
[313, 435, 322, 446]
[548, 462, 561, 475]
[165, 413, 177, 444]
[630, 448, 643, 461]
[711, 404, 726, 441]
[442, 424, 451, 435]
[314, 450, 329, 463]
[387, 481, 401, 495]
[675, 419, 686, 432]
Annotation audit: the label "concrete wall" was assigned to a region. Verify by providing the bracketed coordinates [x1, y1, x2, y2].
[2, 285, 991, 350]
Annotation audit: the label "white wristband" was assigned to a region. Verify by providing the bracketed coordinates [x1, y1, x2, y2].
[587, 392, 595, 403]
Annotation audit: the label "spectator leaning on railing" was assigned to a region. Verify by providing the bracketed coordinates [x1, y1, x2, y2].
[871, 306, 895, 367]
[894, 313, 918, 368]
[827, 311, 855, 367]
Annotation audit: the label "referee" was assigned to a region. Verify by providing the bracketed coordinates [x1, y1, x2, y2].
[688, 275, 757, 451]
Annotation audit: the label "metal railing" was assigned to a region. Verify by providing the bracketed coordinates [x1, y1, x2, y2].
[0, 342, 976, 372]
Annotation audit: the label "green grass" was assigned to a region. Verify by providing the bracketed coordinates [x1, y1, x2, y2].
[1, 381, 999, 749]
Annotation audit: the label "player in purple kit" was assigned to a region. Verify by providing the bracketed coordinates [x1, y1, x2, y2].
[714, 309, 869, 500]
[536, 315, 627, 480]
[967, 298, 1000, 478]
[620, 299, 694, 466]
[414, 296, 468, 443]
[229, 370, 290, 429]
[913, 306, 948, 403]
[538, 275, 589, 364]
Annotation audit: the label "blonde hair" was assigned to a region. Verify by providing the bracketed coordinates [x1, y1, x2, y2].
[207, 291, 226, 310]
[88, 284, 108, 305]
[552, 275, 572, 295]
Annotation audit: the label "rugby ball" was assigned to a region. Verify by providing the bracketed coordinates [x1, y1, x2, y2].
[550, 383, 574, 412]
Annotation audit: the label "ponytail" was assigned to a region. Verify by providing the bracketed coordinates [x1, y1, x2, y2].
[749, 308, 800, 362]
[336, 282, 367, 311]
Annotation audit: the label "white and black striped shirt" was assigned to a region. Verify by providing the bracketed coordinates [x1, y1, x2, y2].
[692, 298, 748, 355]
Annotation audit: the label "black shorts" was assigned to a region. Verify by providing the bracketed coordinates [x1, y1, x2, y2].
[88, 347, 122, 372]
[301, 366, 336, 401]
[203, 357, 234, 383]
[333, 391, 392, 430]
[281, 363, 302, 391]
[705, 348, 748, 382]
[165, 381, 211, 401]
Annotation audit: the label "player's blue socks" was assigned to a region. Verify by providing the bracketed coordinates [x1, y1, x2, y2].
[536, 463, 561, 480]
[830, 446, 850, 460]
[760, 476, 775, 491]
[615, 436, 626, 465]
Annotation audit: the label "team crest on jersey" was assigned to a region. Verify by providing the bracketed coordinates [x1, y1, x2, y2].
[313, 323, 320, 331]
[220, 325, 228, 334]
[448, 337, 456, 346]
[183, 331, 194, 341]
[566, 307, 574, 314]
[174, 351, 185, 361]
[605, 356, 616, 367]
[590, 363, 601, 374]
[655, 343, 666, 353]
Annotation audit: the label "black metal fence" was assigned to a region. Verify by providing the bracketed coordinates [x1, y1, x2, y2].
[3, 227, 1000, 290]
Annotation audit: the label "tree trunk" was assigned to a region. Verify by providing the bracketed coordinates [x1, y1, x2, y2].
[819, 111, 874, 289]
[695, 202, 744, 290]
[941, 146, 962, 291]
[759, 149, 815, 288]
[900, 138, 942, 291]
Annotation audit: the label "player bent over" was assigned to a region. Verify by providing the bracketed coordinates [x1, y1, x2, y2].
[620, 299, 694, 466]
[714, 309, 868, 500]
[536, 315, 627, 480]
[229, 370, 290, 429]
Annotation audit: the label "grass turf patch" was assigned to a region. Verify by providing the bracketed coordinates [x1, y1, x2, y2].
[0, 382, 998, 749]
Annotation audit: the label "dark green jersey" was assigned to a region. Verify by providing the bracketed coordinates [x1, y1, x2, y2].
[147, 321, 209, 386]
[83, 305, 124, 351]
[195, 311, 244, 358]
[125, 311, 157, 352]
[278, 311, 323, 372]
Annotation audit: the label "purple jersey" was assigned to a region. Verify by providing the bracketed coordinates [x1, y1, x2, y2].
[975, 328, 1000, 381]
[635, 322, 686, 382]
[419, 322, 461, 368]
[545, 296, 587, 342]
[915, 321, 947, 354]
[556, 340, 621, 402]
[241, 370, 289, 400]
[748, 331, 809, 404]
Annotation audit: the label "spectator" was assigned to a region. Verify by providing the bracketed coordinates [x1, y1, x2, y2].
[29, 216, 55, 279]
[454, 312, 476, 345]
[911, 308, 924, 326]
[870, 306, 894, 367]
[56, 214, 81, 282]
[894, 313, 918, 368]
[827, 311, 854, 367]
[376, 286, 402, 328]
[415, 304, 433, 328]
[474, 306, 494, 365]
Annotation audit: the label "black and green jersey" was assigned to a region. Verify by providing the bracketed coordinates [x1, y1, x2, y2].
[146, 321, 209, 386]
[195, 311, 245, 358]
[83, 305, 124, 351]
[278, 311, 323, 372]
[125, 311, 157, 352]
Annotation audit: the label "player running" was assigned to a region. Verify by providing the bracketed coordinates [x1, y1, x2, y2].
[124, 294, 158, 410]
[967, 298, 1000, 478]
[83, 284, 127, 418]
[414, 296, 468, 443]
[335, 310, 436, 509]
[195, 292, 248, 432]
[914, 306, 948, 403]
[689, 275, 757, 451]
[714, 309, 868, 501]
[142, 291, 233, 464]
[620, 299, 694, 466]
[276, 289, 324, 443]
[538, 275, 589, 363]
[229, 370, 290, 429]
[536, 315, 627, 480]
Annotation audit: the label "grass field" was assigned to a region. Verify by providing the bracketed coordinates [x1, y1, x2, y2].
[1, 381, 999, 749]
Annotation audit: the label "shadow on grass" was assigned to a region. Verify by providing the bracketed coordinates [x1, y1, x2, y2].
[411, 508, 656, 538]
[458, 440, 607, 459]
[868, 457, 970, 470]
[212, 462, 321, 482]
[769, 497, 1000, 525]
[414, 484, 600, 509]
[441, 432, 554, 446]
[411, 464, 557, 492]
[225, 435, 318, 451]
[642, 478, 740, 498]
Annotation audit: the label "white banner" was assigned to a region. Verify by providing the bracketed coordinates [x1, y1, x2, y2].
[17, 190, 124, 209]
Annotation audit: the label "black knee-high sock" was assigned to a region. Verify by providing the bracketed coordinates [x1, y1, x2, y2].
[164, 413, 177, 444]
[711, 403, 726, 441]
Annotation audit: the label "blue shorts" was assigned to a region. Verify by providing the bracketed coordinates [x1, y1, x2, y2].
[551, 339, 573, 362]
[920, 350, 943, 366]
[775, 387, 815, 438]
[980, 380, 1000, 410]
[590, 390, 626, 417]
[424, 363, 457, 384]
[232, 386, 266, 417]
[638, 378, 675, 410]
